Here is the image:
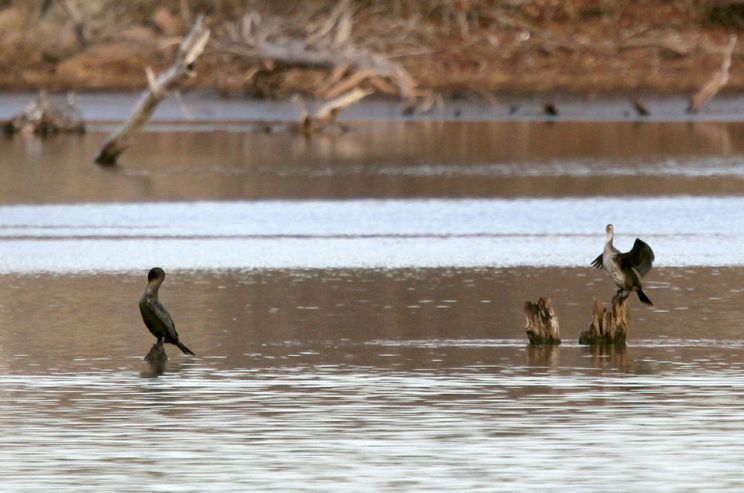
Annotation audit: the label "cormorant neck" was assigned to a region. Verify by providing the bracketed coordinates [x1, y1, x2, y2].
[145, 281, 161, 298]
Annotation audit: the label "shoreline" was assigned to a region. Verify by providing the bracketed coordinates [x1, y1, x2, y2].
[3, 2, 744, 108]
[4, 91, 744, 124]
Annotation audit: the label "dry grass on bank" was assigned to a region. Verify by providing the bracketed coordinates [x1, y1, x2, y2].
[0, 0, 743, 97]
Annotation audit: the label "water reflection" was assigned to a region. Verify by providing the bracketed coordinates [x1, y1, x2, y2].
[4, 121, 744, 203]
[582, 344, 633, 372]
[526, 344, 560, 367]
[4, 115, 744, 489]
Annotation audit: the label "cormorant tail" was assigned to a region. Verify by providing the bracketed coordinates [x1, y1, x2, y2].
[637, 289, 653, 306]
[175, 341, 196, 356]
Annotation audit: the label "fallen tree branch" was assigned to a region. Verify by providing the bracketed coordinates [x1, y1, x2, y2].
[292, 87, 372, 135]
[94, 15, 210, 165]
[688, 34, 737, 114]
[216, 5, 419, 103]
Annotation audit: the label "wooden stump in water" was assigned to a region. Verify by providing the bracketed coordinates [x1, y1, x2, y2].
[579, 294, 630, 345]
[524, 297, 561, 345]
[144, 343, 167, 363]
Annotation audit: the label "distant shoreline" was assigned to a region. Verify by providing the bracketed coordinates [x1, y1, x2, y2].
[2, 92, 744, 124]
[2, 2, 743, 101]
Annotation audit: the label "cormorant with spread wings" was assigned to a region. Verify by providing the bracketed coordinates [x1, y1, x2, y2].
[591, 224, 655, 305]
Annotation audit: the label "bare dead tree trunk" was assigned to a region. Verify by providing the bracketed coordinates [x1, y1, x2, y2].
[524, 297, 561, 345]
[94, 16, 210, 166]
[688, 34, 737, 114]
[579, 294, 630, 345]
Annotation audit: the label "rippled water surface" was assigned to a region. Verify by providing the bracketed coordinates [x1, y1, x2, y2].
[4, 118, 744, 491]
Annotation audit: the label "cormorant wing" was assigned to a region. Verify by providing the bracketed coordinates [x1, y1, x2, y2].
[618, 238, 654, 277]
[591, 253, 603, 269]
[150, 300, 180, 341]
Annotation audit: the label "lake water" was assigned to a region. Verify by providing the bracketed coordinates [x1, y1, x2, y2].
[3, 116, 744, 491]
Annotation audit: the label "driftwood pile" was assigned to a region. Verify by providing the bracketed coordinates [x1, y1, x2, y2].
[214, 0, 423, 105]
[4, 92, 85, 136]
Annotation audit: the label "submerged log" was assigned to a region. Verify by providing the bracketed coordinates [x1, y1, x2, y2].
[94, 15, 210, 166]
[579, 294, 630, 345]
[524, 297, 561, 345]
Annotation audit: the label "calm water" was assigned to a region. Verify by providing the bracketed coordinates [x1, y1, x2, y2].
[4, 118, 744, 491]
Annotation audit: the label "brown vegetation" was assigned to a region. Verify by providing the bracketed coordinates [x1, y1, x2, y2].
[1, 1, 744, 98]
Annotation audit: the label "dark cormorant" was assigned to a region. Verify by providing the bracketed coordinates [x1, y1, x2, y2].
[139, 267, 195, 355]
[591, 224, 655, 305]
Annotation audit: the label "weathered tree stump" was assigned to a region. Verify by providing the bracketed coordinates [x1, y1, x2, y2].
[579, 294, 630, 345]
[144, 342, 167, 363]
[524, 297, 561, 345]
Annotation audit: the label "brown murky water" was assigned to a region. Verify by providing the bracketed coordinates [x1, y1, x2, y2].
[3, 121, 744, 204]
[4, 119, 744, 491]
[3, 268, 744, 491]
